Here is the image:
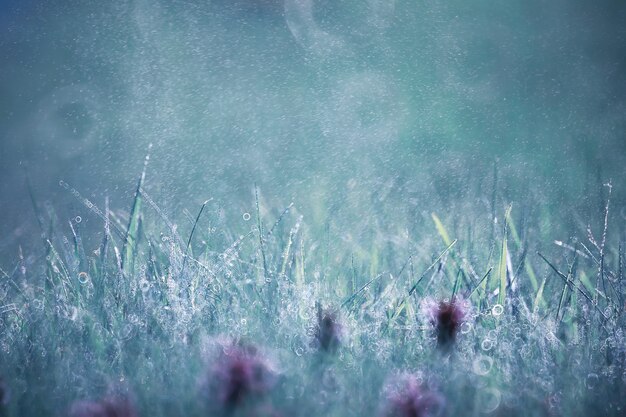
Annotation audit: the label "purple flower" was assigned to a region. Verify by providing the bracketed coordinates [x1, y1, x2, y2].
[424, 298, 468, 350]
[382, 374, 444, 417]
[69, 395, 138, 417]
[313, 304, 341, 353]
[207, 343, 276, 410]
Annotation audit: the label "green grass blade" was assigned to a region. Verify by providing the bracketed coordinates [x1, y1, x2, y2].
[408, 239, 457, 295]
[497, 206, 511, 305]
[122, 145, 151, 274]
[533, 276, 547, 314]
[432, 213, 452, 246]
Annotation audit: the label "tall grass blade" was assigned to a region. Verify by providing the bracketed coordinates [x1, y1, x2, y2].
[497, 205, 511, 305]
[122, 145, 151, 273]
[408, 239, 457, 295]
[431, 213, 452, 246]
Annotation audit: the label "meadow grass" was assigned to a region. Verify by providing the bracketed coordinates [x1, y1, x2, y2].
[0, 164, 624, 417]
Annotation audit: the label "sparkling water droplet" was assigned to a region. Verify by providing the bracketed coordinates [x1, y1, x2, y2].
[481, 339, 494, 351]
[479, 388, 501, 413]
[472, 355, 493, 375]
[460, 322, 472, 334]
[77, 271, 90, 285]
[491, 304, 504, 316]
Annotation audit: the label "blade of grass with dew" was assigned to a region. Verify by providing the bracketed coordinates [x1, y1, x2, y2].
[432, 213, 452, 247]
[408, 239, 457, 296]
[122, 145, 151, 274]
[497, 205, 511, 305]
[254, 184, 269, 282]
[451, 267, 462, 298]
[468, 267, 492, 300]
[181, 199, 210, 276]
[98, 196, 110, 280]
[266, 202, 294, 238]
[294, 236, 305, 287]
[538, 252, 609, 322]
[556, 256, 576, 322]
[341, 272, 385, 310]
[280, 216, 302, 278]
[533, 275, 547, 315]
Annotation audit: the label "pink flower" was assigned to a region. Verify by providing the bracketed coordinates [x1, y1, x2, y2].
[206, 343, 276, 411]
[382, 374, 444, 417]
[313, 305, 341, 353]
[423, 298, 469, 350]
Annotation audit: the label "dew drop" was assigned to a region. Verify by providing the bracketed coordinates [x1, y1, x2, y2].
[479, 388, 501, 413]
[491, 304, 504, 316]
[472, 355, 493, 375]
[460, 322, 472, 334]
[77, 271, 90, 285]
[481, 339, 494, 351]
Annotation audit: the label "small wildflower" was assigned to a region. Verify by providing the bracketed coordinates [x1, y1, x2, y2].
[382, 374, 444, 417]
[69, 395, 137, 417]
[424, 298, 468, 350]
[313, 302, 341, 353]
[206, 342, 276, 411]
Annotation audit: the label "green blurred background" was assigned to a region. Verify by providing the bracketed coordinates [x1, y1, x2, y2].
[1, 0, 625, 260]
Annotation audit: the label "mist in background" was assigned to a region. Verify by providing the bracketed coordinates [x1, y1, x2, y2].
[1, 0, 625, 260]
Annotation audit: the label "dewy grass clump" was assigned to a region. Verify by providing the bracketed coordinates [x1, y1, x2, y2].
[0, 163, 624, 417]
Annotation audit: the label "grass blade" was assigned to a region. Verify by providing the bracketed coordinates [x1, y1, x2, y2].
[408, 239, 457, 296]
[122, 145, 151, 274]
[497, 205, 511, 305]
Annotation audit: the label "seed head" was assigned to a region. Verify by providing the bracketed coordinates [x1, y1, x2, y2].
[382, 374, 444, 417]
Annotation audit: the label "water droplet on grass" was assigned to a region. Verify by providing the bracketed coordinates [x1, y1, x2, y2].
[460, 322, 472, 334]
[481, 339, 494, 351]
[491, 304, 503, 316]
[472, 355, 493, 375]
[78, 271, 90, 285]
[479, 388, 501, 413]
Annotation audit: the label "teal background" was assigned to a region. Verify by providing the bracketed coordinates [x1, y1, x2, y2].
[1, 0, 625, 256]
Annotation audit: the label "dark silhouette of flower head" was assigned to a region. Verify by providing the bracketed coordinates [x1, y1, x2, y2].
[69, 395, 137, 417]
[424, 298, 469, 350]
[207, 342, 276, 411]
[313, 302, 341, 353]
[382, 374, 444, 417]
